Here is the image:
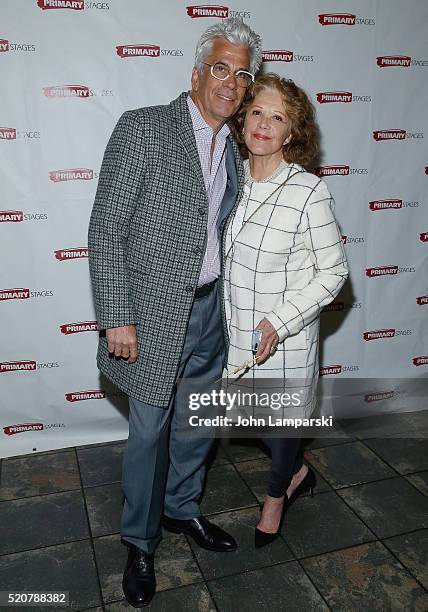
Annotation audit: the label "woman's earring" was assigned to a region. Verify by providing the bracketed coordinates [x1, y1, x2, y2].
[283, 135, 291, 146]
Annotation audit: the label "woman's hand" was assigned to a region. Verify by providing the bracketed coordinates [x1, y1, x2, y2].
[255, 318, 279, 364]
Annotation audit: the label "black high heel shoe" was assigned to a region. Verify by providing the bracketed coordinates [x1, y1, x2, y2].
[254, 466, 316, 549]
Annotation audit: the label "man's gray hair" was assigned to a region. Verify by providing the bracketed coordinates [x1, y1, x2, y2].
[194, 17, 262, 75]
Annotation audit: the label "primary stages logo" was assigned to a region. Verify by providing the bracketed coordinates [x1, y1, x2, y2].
[369, 199, 420, 211]
[413, 356, 428, 367]
[0, 38, 36, 52]
[318, 13, 375, 26]
[49, 168, 94, 182]
[55, 247, 88, 260]
[0, 127, 40, 140]
[364, 390, 395, 403]
[377, 55, 411, 68]
[0, 360, 37, 373]
[3, 422, 65, 435]
[366, 266, 398, 277]
[65, 389, 125, 401]
[373, 130, 424, 141]
[186, 5, 250, 19]
[187, 5, 228, 17]
[116, 45, 184, 59]
[314, 165, 368, 177]
[366, 265, 415, 277]
[60, 321, 98, 334]
[416, 295, 428, 306]
[377, 55, 428, 69]
[4, 423, 44, 435]
[373, 129, 406, 141]
[117, 44, 160, 58]
[369, 199, 402, 211]
[363, 329, 395, 341]
[320, 363, 360, 375]
[0, 127, 16, 140]
[317, 92, 352, 104]
[43, 85, 89, 98]
[0, 210, 48, 222]
[38, 0, 83, 8]
[420, 232, 428, 242]
[320, 364, 342, 375]
[37, 0, 85, 11]
[0, 288, 54, 300]
[322, 301, 362, 313]
[262, 50, 314, 63]
[316, 92, 372, 104]
[66, 390, 105, 402]
[0, 288, 30, 301]
[37, 0, 110, 9]
[0, 210, 23, 222]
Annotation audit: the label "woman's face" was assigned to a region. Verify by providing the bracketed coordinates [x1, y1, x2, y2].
[243, 87, 292, 158]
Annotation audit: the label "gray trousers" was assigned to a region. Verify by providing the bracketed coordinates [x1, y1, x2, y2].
[121, 285, 225, 553]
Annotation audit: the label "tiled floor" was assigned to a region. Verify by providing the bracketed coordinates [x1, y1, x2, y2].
[1, 418, 428, 611]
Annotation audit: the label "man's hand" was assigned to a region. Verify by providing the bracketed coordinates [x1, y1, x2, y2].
[255, 318, 279, 364]
[106, 325, 138, 363]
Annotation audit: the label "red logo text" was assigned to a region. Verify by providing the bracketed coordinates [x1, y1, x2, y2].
[376, 55, 411, 67]
[60, 321, 98, 334]
[116, 45, 160, 58]
[186, 5, 229, 18]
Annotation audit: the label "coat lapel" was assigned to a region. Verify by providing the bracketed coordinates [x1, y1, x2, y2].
[217, 136, 244, 231]
[170, 93, 207, 197]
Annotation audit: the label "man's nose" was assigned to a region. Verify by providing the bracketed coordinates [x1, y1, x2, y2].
[225, 73, 238, 89]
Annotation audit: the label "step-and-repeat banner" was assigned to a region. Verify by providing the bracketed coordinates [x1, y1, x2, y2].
[1, 0, 427, 457]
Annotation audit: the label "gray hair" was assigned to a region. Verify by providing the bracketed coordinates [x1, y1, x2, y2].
[194, 17, 262, 76]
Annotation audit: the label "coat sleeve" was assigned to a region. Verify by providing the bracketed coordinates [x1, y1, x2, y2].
[88, 111, 146, 330]
[267, 181, 349, 342]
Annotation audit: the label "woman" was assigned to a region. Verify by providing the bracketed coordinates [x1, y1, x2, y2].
[224, 74, 348, 547]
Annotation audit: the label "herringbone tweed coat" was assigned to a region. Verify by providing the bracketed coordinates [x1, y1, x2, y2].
[88, 92, 244, 406]
[223, 160, 348, 417]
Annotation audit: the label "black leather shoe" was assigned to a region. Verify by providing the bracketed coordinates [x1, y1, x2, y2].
[122, 544, 156, 608]
[162, 515, 237, 552]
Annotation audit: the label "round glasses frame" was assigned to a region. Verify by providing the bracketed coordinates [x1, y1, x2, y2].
[203, 62, 254, 88]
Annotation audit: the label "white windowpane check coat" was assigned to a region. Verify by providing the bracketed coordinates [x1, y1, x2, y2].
[223, 160, 349, 417]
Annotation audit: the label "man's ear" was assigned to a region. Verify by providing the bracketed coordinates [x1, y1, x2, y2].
[191, 67, 199, 93]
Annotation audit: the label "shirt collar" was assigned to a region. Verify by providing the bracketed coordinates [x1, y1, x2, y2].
[187, 94, 230, 140]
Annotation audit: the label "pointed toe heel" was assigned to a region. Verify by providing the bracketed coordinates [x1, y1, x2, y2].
[254, 526, 280, 549]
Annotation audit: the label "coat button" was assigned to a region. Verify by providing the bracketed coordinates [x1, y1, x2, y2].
[198, 207, 206, 216]
[185, 285, 194, 293]
[193, 246, 202, 255]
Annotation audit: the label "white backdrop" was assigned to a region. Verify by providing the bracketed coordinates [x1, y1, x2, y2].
[1, 0, 427, 457]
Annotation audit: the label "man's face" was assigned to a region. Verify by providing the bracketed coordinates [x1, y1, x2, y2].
[191, 38, 251, 130]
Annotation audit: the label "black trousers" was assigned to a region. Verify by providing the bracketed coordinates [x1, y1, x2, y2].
[263, 437, 304, 497]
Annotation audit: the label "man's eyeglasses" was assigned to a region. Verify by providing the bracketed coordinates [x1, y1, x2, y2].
[203, 62, 254, 88]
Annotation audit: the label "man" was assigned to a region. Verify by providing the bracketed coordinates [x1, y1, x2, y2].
[88, 17, 262, 608]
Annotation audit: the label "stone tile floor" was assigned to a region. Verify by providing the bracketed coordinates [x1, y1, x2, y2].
[0, 415, 427, 611]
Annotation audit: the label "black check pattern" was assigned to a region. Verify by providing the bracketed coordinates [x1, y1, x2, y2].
[88, 93, 244, 406]
[223, 161, 348, 415]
